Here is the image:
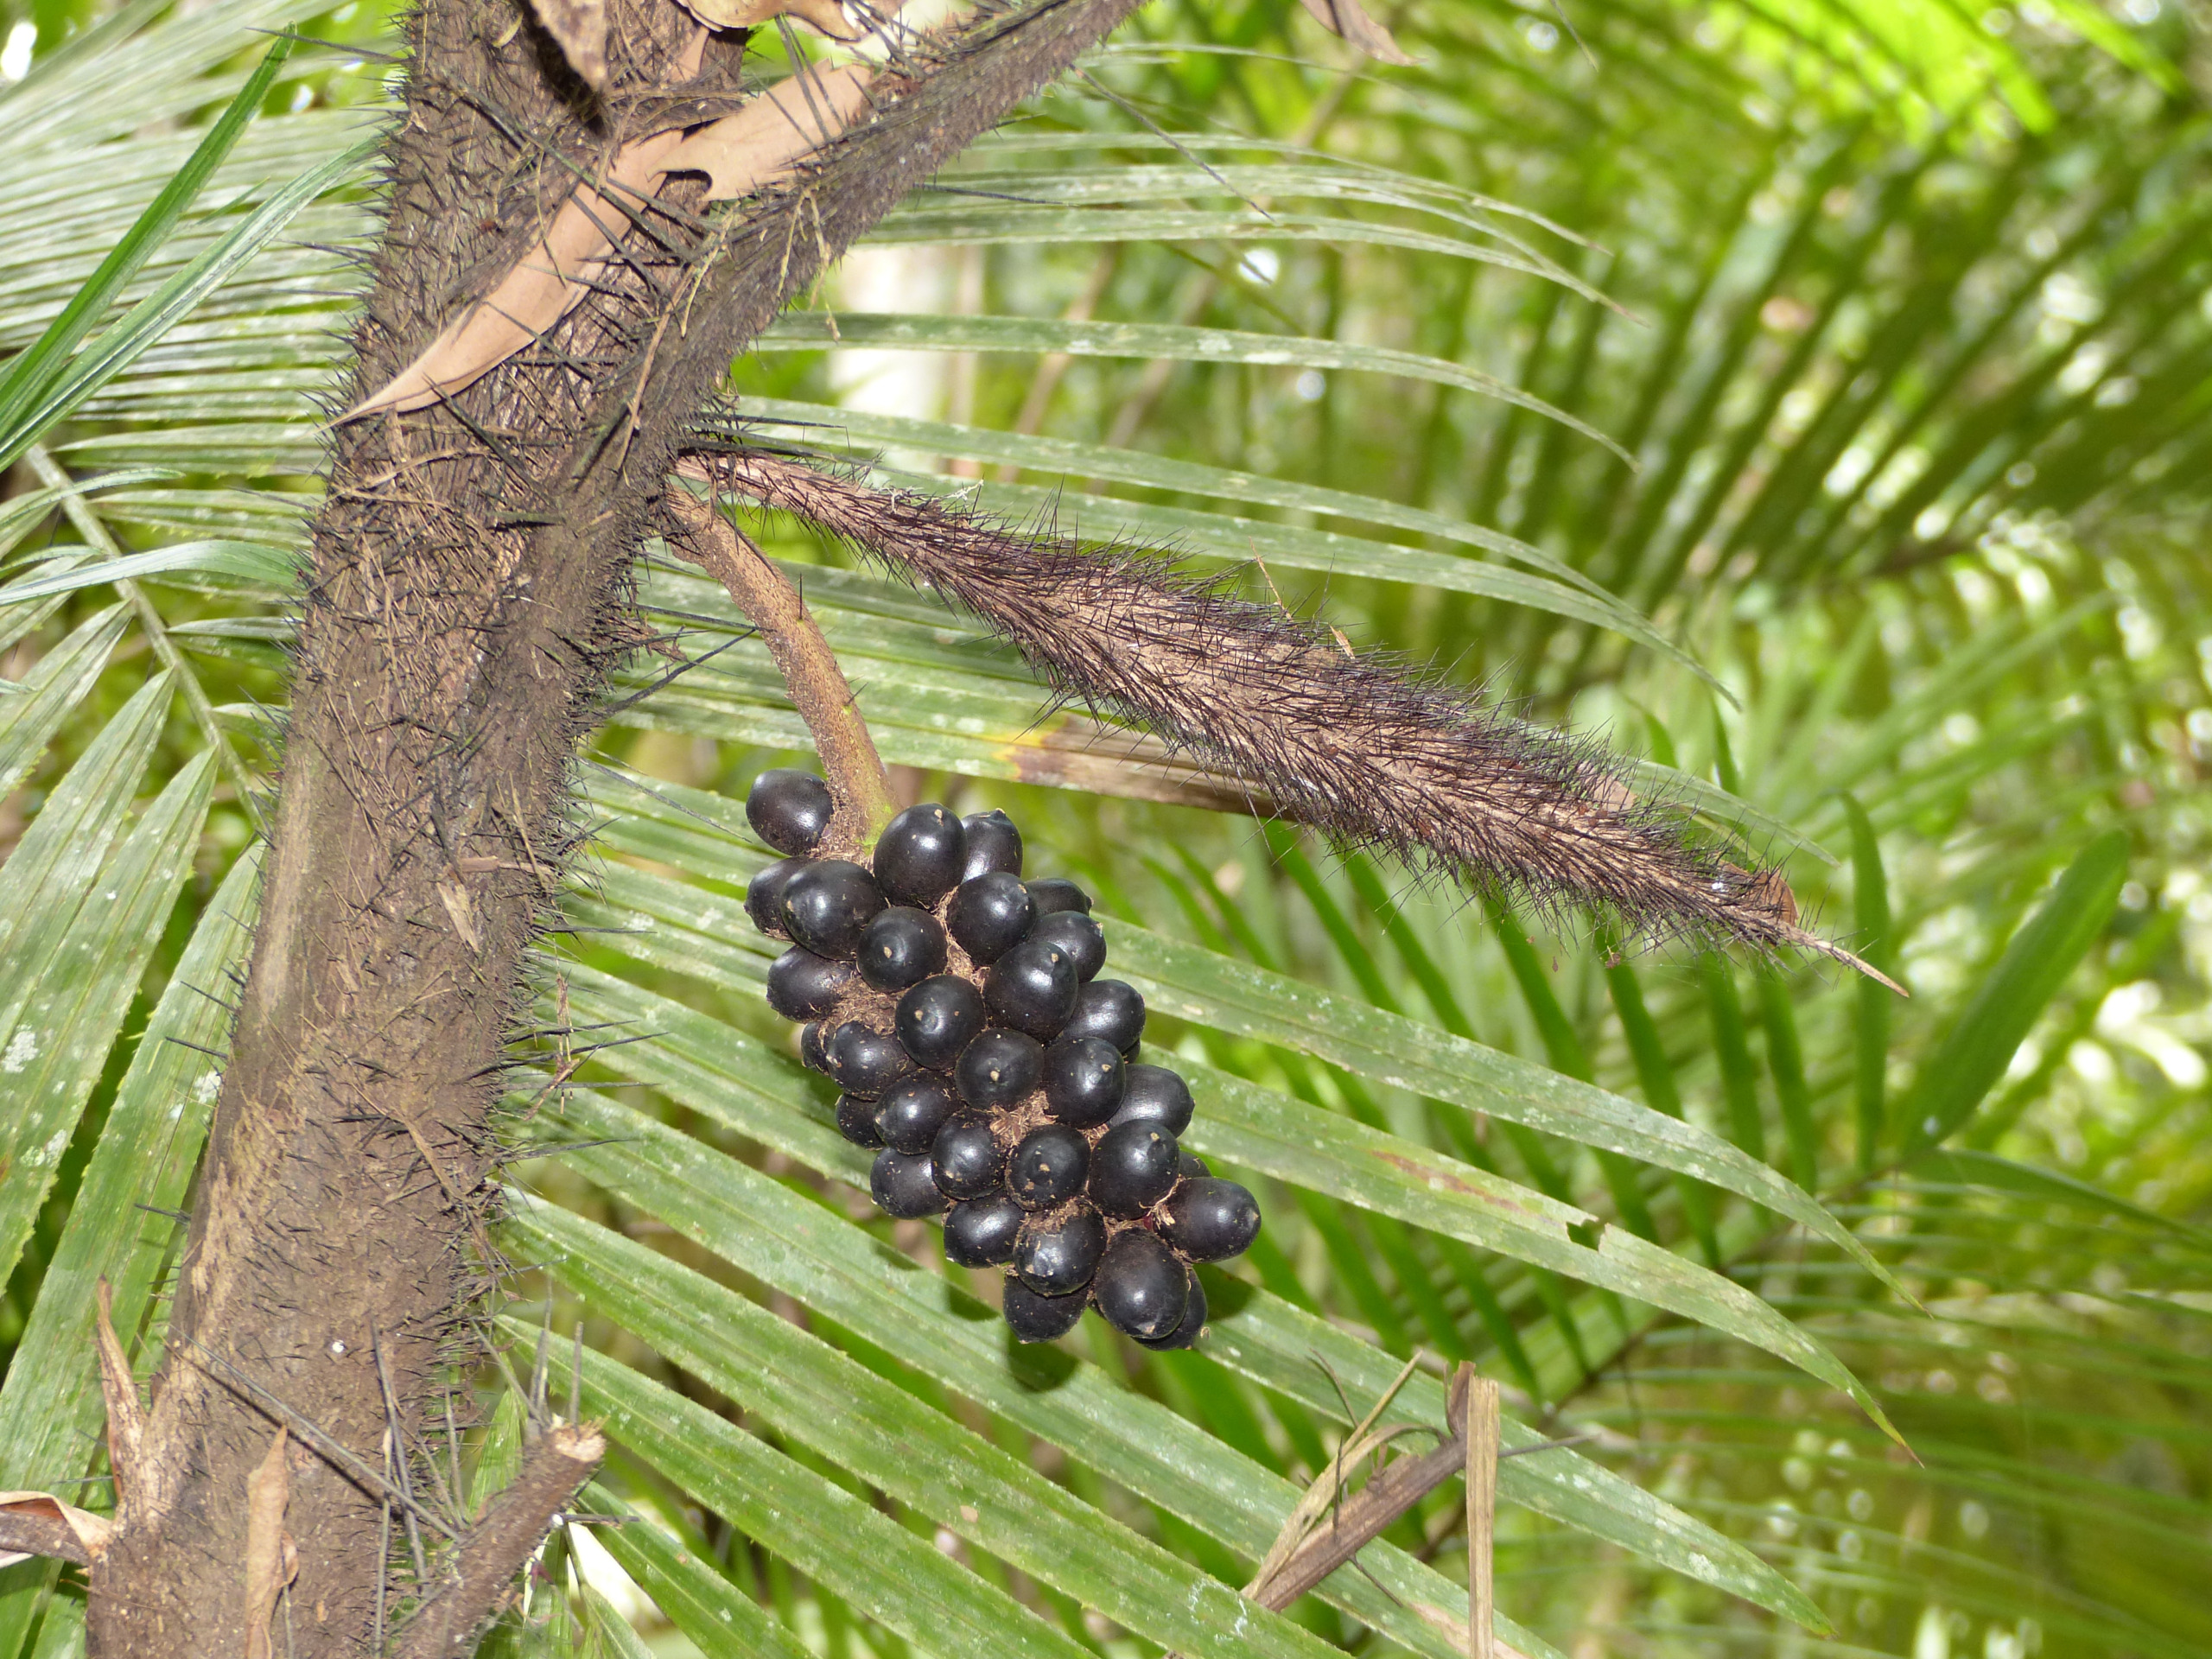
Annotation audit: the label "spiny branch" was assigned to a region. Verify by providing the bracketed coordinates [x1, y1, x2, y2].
[696, 448, 1893, 980]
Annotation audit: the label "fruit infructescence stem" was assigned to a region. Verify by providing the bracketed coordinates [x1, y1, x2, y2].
[702, 449, 1890, 977]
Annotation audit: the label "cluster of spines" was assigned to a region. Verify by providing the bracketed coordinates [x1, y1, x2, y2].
[744, 768, 1260, 1344]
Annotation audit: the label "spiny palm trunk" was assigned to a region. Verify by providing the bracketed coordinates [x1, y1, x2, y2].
[84, 0, 1144, 1649]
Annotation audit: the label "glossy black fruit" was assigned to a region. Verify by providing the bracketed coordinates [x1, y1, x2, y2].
[1012, 1203, 1107, 1296]
[1009, 1124, 1089, 1210]
[895, 975, 986, 1070]
[1029, 911, 1106, 982]
[1177, 1149, 1211, 1179]
[944, 1192, 1024, 1266]
[766, 948, 857, 1021]
[799, 1020, 832, 1072]
[1109, 1065, 1193, 1135]
[931, 1112, 1006, 1200]
[954, 1028, 1044, 1110]
[745, 856, 810, 938]
[859, 906, 946, 992]
[836, 1092, 885, 1148]
[873, 803, 968, 907]
[1092, 1228, 1190, 1341]
[1089, 1121, 1180, 1218]
[823, 1022, 912, 1098]
[1027, 877, 1091, 917]
[961, 809, 1023, 880]
[1063, 979, 1145, 1054]
[876, 1076, 959, 1155]
[946, 872, 1033, 964]
[781, 860, 884, 959]
[1132, 1268, 1206, 1351]
[870, 1148, 945, 1218]
[983, 938, 1080, 1039]
[1042, 1036, 1124, 1128]
[1154, 1177, 1262, 1262]
[1001, 1276, 1087, 1342]
[747, 769, 834, 855]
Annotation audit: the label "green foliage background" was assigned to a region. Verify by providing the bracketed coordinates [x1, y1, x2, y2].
[0, 0, 2206, 1655]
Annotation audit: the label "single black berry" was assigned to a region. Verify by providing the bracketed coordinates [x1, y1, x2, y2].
[1109, 1065, 1193, 1135]
[872, 803, 967, 907]
[766, 948, 857, 1021]
[870, 1148, 945, 1218]
[781, 860, 884, 959]
[1132, 1267, 1206, 1351]
[932, 1112, 1007, 1202]
[1042, 1036, 1124, 1128]
[859, 907, 946, 992]
[745, 856, 810, 938]
[1009, 1123, 1089, 1210]
[955, 1028, 1045, 1110]
[1177, 1149, 1211, 1179]
[1013, 1202, 1107, 1296]
[1001, 1276, 1087, 1342]
[1027, 877, 1091, 917]
[1092, 1228, 1190, 1342]
[747, 769, 834, 855]
[895, 976, 986, 1071]
[983, 938, 1080, 1040]
[1089, 1121, 1179, 1217]
[944, 1192, 1024, 1266]
[876, 1076, 959, 1155]
[1154, 1177, 1262, 1262]
[1029, 911, 1106, 982]
[961, 809, 1023, 880]
[823, 1022, 913, 1098]
[799, 1020, 832, 1072]
[1063, 979, 1145, 1054]
[836, 1093, 885, 1148]
[946, 873, 1033, 964]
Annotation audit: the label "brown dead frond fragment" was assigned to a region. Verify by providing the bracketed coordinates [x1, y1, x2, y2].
[0, 1492, 113, 1569]
[1462, 1370, 1499, 1659]
[1294, 0, 1415, 64]
[660, 67, 876, 200]
[701, 450, 1891, 975]
[242, 1429, 297, 1659]
[93, 1277, 160, 1522]
[674, 0, 870, 38]
[525, 0, 608, 89]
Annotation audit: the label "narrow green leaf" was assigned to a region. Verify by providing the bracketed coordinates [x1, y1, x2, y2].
[1844, 794, 1891, 1173]
[0, 539, 302, 607]
[1756, 976, 1819, 1192]
[1702, 962, 1764, 1162]
[1899, 831, 2129, 1154]
[0, 605, 129, 804]
[575, 1486, 812, 1659]
[1905, 1150, 2210, 1247]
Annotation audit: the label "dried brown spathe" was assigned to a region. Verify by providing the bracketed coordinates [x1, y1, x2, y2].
[526, 0, 609, 88]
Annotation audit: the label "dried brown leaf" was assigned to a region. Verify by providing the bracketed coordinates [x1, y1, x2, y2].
[242, 1428, 296, 1659]
[0, 1492, 114, 1569]
[1294, 0, 1415, 64]
[527, 0, 609, 88]
[670, 0, 874, 41]
[659, 65, 874, 200]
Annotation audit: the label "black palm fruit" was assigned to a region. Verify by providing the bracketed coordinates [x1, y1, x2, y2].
[798, 1020, 832, 1072]
[876, 1076, 959, 1155]
[931, 1111, 1006, 1200]
[1027, 877, 1091, 917]
[859, 906, 946, 992]
[955, 1028, 1043, 1110]
[944, 1192, 1024, 1266]
[1063, 979, 1144, 1054]
[1177, 1149, 1211, 1179]
[781, 860, 884, 959]
[983, 938, 1080, 1039]
[869, 1148, 945, 1218]
[747, 769, 834, 855]
[1132, 1267, 1206, 1351]
[1109, 1065, 1192, 1135]
[1092, 1228, 1190, 1342]
[1012, 1203, 1107, 1296]
[895, 975, 986, 1070]
[1029, 911, 1106, 982]
[946, 872, 1033, 963]
[1009, 1123, 1089, 1210]
[823, 1022, 914, 1097]
[835, 1093, 885, 1148]
[1001, 1277, 1087, 1343]
[1042, 1036, 1124, 1128]
[960, 809, 1023, 880]
[745, 856, 811, 938]
[873, 803, 967, 907]
[1154, 1177, 1262, 1261]
[1088, 1121, 1179, 1217]
[767, 948, 856, 1021]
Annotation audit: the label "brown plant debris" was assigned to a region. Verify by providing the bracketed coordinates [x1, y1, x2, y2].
[672, 0, 873, 40]
[699, 449, 1891, 974]
[0, 1492, 113, 1569]
[660, 65, 876, 200]
[526, 0, 608, 89]
[1294, 0, 1414, 64]
[242, 1429, 299, 1659]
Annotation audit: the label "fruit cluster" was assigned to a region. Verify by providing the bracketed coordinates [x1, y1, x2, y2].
[744, 769, 1261, 1345]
